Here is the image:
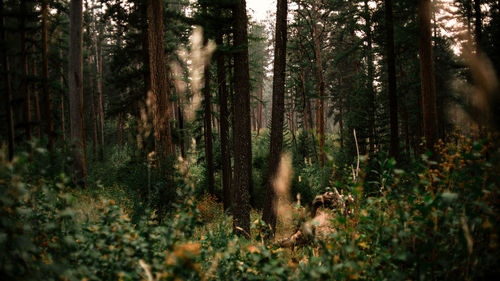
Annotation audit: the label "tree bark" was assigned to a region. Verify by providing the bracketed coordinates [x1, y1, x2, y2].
[32, 48, 41, 139]
[42, 0, 54, 151]
[474, 0, 482, 46]
[69, 0, 87, 185]
[312, 23, 325, 167]
[92, 1, 104, 161]
[147, 0, 172, 158]
[232, 0, 252, 237]
[385, 0, 399, 160]
[418, 0, 438, 154]
[20, 0, 32, 148]
[203, 63, 215, 195]
[216, 32, 232, 211]
[364, 0, 376, 154]
[59, 49, 66, 143]
[262, 0, 288, 237]
[1, 0, 15, 160]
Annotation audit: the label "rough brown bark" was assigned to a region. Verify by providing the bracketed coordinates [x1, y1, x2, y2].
[1, 0, 15, 160]
[42, 0, 54, 151]
[385, 0, 399, 159]
[312, 23, 325, 167]
[232, 0, 252, 237]
[68, 0, 87, 185]
[203, 63, 215, 195]
[216, 33, 232, 211]
[262, 0, 288, 237]
[147, 0, 172, 158]
[418, 0, 438, 153]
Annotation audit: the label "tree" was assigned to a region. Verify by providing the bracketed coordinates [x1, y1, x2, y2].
[203, 57, 215, 195]
[216, 31, 232, 211]
[68, 0, 87, 185]
[262, 0, 288, 237]
[147, 0, 173, 158]
[19, 0, 32, 149]
[1, 0, 14, 160]
[42, 0, 54, 151]
[232, 0, 252, 237]
[418, 0, 438, 153]
[385, 0, 399, 159]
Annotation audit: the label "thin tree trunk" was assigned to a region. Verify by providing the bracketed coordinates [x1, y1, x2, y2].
[257, 83, 263, 135]
[232, 0, 252, 237]
[92, 2, 104, 161]
[141, 0, 151, 99]
[312, 23, 325, 167]
[203, 63, 215, 195]
[69, 0, 87, 185]
[59, 49, 66, 143]
[299, 50, 308, 132]
[418, 0, 438, 154]
[364, 0, 376, 154]
[20, 0, 32, 149]
[118, 113, 123, 152]
[1, 0, 15, 160]
[178, 104, 186, 158]
[89, 52, 98, 156]
[216, 32, 232, 211]
[262, 0, 288, 237]
[42, 0, 54, 150]
[385, 0, 399, 159]
[32, 49, 41, 139]
[474, 0, 482, 46]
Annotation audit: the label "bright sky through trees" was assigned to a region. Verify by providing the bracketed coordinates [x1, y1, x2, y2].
[247, 0, 276, 22]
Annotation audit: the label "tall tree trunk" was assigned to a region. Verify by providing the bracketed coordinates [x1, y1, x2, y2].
[262, 0, 287, 237]
[32, 49, 41, 139]
[88, 48, 98, 157]
[257, 83, 263, 134]
[299, 50, 308, 132]
[141, 0, 151, 99]
[1, 0, 15, 160]
[42, 0, 54, 150]
[216, 32, 232, 211]
[364, 0, 376, 154]
[147, 0, 172, 158]
[312, 24, 325, 167]
[418, 0, 438, 154]
[203, 63, 215, 195]
[117, 113, 123, 154]
[232, 0, 252, 237]
[68, 0, 87, 185]
[474, 0, 482, 46]
[92, 2, 104, 161]
[385, 0, 399, 159]
[59, 49, 66, 143]
[177, 104, 186, 158]
[20, 0, 32, 148]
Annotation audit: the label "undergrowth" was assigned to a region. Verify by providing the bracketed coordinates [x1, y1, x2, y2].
[1, 132, 499, 280]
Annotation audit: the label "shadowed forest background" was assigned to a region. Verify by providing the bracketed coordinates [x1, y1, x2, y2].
[1, 0, 500, 280]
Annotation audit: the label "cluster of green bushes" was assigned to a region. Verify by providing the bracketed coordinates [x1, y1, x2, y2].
[1, 133, 499, 280]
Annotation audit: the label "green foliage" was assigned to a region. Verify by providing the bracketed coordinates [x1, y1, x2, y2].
[2, 132, 500, 280]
